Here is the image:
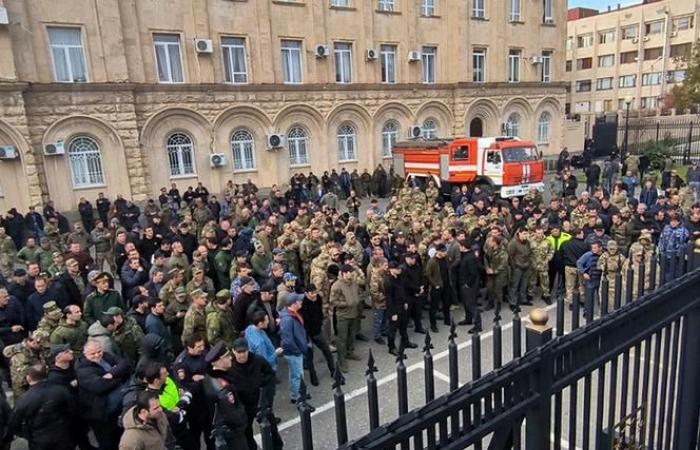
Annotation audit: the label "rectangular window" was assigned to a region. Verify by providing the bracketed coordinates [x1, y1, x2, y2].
[331, 0, 350, 6]
[334, 42, 352, 83]
[473, 48, 486, 82]
[576, 57, 592, 70]
[598, 54, 614, 67]
[672, 16, 694, 32]
[221, 37, 248, 84]
[473, 0, 485, 18]
[47, 27, 88, 83]
[644, 47, 663, 61]
[620, 51, 637, 64]
[598, 29, 615, 44]
[619, 74, 636, 88]
[541, 51, 552, 82]
[508, 49, 521, 82]
[641, 96, 658, 110]
[575, 80, 591, 92]
[380, 44, 396, 83]
[565, 60, 572, 72]
[378, 0, 394, 11]
[577, 33, 593, 48]
[670, 43, 692, 59]
[603, 99, 614, 112]
[281, 40, 303, 84]
[154, 34, 184, 83]
[645, 20, 664, 35]
[421, 0, 435, 16]
[543, 0, 553, 22]
[509, 0, 521, 22]
[621, 25, 638, 40]
[566, 37, 573, 51]
[421, 46, 436, 83]
[642, 72, 662, 86]
[667, 70, 686, 83]
[596, 77, 613, 90]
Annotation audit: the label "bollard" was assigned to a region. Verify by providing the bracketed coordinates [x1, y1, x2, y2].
[448, 320, 459, 391]
[525, 308, 554, 450]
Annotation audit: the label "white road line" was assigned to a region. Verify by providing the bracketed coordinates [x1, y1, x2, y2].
[432, 368, 452, 384]
[258, 303, 559, 438]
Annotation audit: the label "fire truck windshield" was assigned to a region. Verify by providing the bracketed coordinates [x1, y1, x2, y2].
[502, 147, 539, 163]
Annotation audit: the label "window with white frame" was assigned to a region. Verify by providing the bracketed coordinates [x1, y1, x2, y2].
[543, 0, 553, 22]
[508, 49, 521, 82]
[642, 72, 662, 86]
[47, 27, 87, 83]
[422, 118, 438, 139]
[541, 51, 552, 82]
[619, 74, 636, 88]
[537, 112, 551, 144]
[598, 29, 615, 44]
[421, 0, 435, 16]
[575, 80, 591, 92]
[672, 16, 694, 32]
[281, 40, 303, 84]
[331, 0, 350, 6]
[509, 0, 521, 21]
[666, 70, 686, 84]
[577, 34, 593, 48]
[473, 48, 486, 82]
[380, 44, 396, 83]
[166, 133, 195, 177]
[154, 34, 184, 83]
[621, 25, 638, 40]
[231, 129, 256, 171]
[473, 0, 485, 18]
[378, 0, 394, 11]
[68, 136, 104, 187]
[382, 121, 399, 157]
[287, 127, 309, 166]
[505, 113, 520, 137]
[598, 54, 615, 67]
[645, 20, 664, 35]
[596, 77, 613, 90]
[337, 124, 357, 161]
[222, 37, 248, 84]
[334, 42, 352, 84]
[422, 46, 436, 84]
[641, 96, 658, 110]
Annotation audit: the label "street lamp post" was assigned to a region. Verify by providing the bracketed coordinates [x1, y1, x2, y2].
[622, 96, 633, 159]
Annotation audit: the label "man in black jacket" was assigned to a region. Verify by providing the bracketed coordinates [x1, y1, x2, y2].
[57, 258, 84, 308]
[301, 283, 334, 386]
[76, 340, 130, 450]
[561, 228, 589, 306]
[385, 262, 416, 356]
[0, 288, 25, 346]
[457, 239, 483, 333]
[400, 251, 427, 334]
[6, 363, 77, 450]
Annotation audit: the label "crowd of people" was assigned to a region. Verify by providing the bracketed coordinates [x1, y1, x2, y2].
[0, 152, 696, 450]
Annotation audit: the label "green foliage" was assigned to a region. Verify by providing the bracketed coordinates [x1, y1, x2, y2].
[642, 140, 671, 171]
[669, 40, 700, 112]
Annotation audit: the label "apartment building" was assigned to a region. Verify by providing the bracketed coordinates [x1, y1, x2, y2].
[566, 0, 698, 130]
[0, 0, 566, 211]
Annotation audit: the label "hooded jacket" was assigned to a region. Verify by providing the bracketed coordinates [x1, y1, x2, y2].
[118, 405, 169, 450]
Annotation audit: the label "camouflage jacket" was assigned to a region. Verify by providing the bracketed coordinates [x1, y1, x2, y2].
[529, 236, 554, 272]
[182, 306, 207, 344]
[49, 319, 88, 355]
[206, 304, 236, 345]
[112, 317, 145, 365]
[3, 341, 47, 397]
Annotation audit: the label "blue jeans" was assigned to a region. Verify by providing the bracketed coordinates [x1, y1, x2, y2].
[285, 354, 304, 401]
[372, 309, 385, 339]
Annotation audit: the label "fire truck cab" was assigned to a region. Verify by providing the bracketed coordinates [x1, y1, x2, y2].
[392, 136, 545, 198]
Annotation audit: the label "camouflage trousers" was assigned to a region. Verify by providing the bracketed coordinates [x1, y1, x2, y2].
[528, 269, 550, 298]
[564, 266, 585, 305]
[95, 251, 116, 274]
[0, 260, 14, 279]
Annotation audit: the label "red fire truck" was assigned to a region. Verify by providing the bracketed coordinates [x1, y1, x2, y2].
[392, 136, 545, 198]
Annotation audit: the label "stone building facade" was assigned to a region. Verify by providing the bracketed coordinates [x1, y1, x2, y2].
[0, 0, 567, 212]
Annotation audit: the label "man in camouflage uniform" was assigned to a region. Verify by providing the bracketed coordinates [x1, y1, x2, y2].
[46, 252, 65, 280]
[610, 212, 631, 256]
[213, 238, 233, 291]
[35, 237, 58, 272]
[186, 266, 215, 301]
[629, 230, 656, 266]
[528, 226, 554, 303]
[206, 289, 236, 345]
[65, 223, 93, 254]
[570, 202, 588, 231]
[596, 240, 626, 309]
[168, 241, 191, 281]
[160, 268, 185, 306]
[342, 232, 364, 266]
[49, 304, 88, 358]
[44, 217, 62, 250]
[3, 330, 48, 399]
[484, 235, 509, 311]
[91, 221, 112, 273]
[300, 227, 324, 284]
[16, 237, 40, 266]
[368, 256, 387, 344]
[164, 286, 189, 354]
[36, 301, 64, 336]
[425, 179, 439, 206]
[182, 288, 207, 345]
[106, 306, 144, 366]
[0, 226, 17, 279]
[622, 246, 659, 300]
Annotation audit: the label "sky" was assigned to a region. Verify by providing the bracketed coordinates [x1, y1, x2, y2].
[567, 0, 641, 11]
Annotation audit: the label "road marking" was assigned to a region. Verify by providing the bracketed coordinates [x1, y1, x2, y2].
[432, 368, 452, 384]
[258, 303, 559, 439]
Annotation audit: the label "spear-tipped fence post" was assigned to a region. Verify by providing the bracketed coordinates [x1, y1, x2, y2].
[471, 331, 481, 380]
[583, 285, 594, 324]
[512, 306, 522, 359]
[637, 255, 646, 299]
[494, 310, 503, 368]
[649, 249, 658, 291]
[296, 380, 315, 450]
[257, 402, 274, 450]
[448, 320, 459, 391]
[613, 271, 622, 311]
[599, 277, 609, 319]
[624, 265, 634, 306]
[365, 349, 379, 431]
[571, 289, 581, 330]
[396, 343, 410, 450]
[333, 360, 348, 446]
[423, 331, 435, 402]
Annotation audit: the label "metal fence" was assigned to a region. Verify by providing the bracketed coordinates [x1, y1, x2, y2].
[618, 117, 700, 164]
[258, 246, 700, 450]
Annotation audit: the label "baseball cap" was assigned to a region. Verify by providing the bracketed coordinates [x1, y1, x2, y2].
[283, 272, 297, 283]
[285, 292, 305, 307]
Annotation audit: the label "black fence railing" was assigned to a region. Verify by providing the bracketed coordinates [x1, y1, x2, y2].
[618, 117, 700, 164]
[259, 245, 700, 450]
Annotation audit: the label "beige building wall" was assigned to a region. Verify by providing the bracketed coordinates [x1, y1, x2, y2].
[567, 0, 699, 134]
[0, 0, 567, 212]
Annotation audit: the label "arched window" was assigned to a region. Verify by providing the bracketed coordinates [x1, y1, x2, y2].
[381, 121, 399, 157]
[231, 129, 256, 171]
[166, 132, 195, 177]
[337, 123, 356, 161]
[288, 127, 309, 166]
[67, 136, 104, 187]
[505, 113, 520, 137]
[537, 112, 551, 144]
[422, 118, 438, 139]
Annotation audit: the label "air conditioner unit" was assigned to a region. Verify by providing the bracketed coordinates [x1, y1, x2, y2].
[0, 146, 17, 160]
[408, 125, 423, 139]
[408, 51, 421, 62]
[43, 142, 65, 156]
[366, 49, 377, 61]
[643, 36, 650, 42]
[209, 153, 226, 168]
[632, 38, 639, 43]
[530, 56, 543, 64]
[315, 44, 329, 58]
[195, 39, 213, 54]
[266, 134, 285, 150]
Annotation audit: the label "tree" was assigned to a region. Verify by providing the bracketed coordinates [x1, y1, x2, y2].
[666, 40, 700, 113]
